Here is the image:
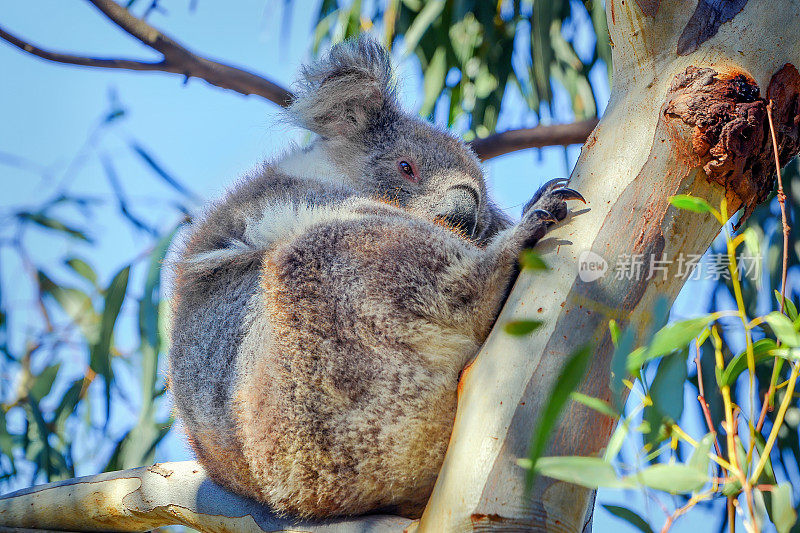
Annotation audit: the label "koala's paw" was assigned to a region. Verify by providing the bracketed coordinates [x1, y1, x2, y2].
[519, 178, 585, 249]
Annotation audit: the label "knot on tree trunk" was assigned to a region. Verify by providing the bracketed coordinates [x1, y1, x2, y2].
[664, 64, 800, 221]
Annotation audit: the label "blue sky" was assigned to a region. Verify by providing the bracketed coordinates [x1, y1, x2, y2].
[0, 1, 747, 531]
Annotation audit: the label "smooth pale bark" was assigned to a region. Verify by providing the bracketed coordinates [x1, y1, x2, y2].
[1, 1, 799, 532]
[418, 1, 800, 531]
[0, 461, 412, 532]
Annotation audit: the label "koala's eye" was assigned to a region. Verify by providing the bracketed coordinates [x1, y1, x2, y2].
[397, 160, 418, 182]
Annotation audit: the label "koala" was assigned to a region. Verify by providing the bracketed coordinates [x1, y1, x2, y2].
[168, 37, 583, 519]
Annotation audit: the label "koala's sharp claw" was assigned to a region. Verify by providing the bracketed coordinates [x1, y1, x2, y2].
[552, 187, 586, 204]
[542, 177, 569, 189]
[531, 209, 558, 223]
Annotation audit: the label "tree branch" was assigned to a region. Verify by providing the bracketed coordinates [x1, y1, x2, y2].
[0, 461, 413, 532]
[0, 1, 294, 107]
[0, 0, 597, 158]
[469, 118, 599, 160]
[0, 25, 169, 72]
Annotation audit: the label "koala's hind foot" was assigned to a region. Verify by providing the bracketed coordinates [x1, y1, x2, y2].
[517, 178, 585, 249]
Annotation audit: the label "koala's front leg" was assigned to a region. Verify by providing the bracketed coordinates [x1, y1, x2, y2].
[480, 179, 585, 305]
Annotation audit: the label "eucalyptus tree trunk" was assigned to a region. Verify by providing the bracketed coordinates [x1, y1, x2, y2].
[1, 1, 799, 532]
[418, 0, 800, 531]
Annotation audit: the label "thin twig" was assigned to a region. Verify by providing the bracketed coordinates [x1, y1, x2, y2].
[755, 101, 792, 433]
[695, 341, 723, 460]
[661, 491, 713, 533]
[728, 497, 736, 533]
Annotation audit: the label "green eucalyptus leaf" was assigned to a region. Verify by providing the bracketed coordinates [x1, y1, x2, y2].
[17, 212, 91, 242]
[526, 345, 593, 489]
[669, 195, 713, 214]
[53, 378, 83, 435]
[688, 433, 715, 474]
[91, 265, 130, 424]
[774, 291, 799, 322]
[530, 456, 633, 489]
[64, 258, 98, 286]
[718, 339, 791, 387]
[603, 421, 628, 461]
[608, 320, 621, 347]
[601, 505, 654, 533]
[649, 350, 688, 422]
[519, 250, 548, 270]
[570, 392, 618, 418]
[764, 312, 800, 347]
[402, 0, 444, 55]
[634, 463, 708, 494]
[611, 328, 635, 409]
[30, 364, 60, 401]
[504, 320, 543, 337]
[37, 272, 98, 342]
[628, 316, 714, 371]
[419, 46, 446, 117]
[772, 483, 797, 533]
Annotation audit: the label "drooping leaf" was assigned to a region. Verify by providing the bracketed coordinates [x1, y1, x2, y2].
[602, 505, 654, 533]
[17, 212, 91, 242]
[634, 463, 708, 494]
[129, 141, 195, 198]
[53, 378, 83, 435]
[419, 46, 447, 117]
[0, 409, 15, 466]
[608, 320, 621, 346]
[402, 0, 444, 55]
[526, 345, 593, 489]
[611, 327, 635, 408]
[753, 432, 776, 485]
[528, 456, 633, 489]
[649, 350, 688, 422]
[37, 272, 98, 340]
[603, 421, 628, 461]
[90, 265, 130, 424]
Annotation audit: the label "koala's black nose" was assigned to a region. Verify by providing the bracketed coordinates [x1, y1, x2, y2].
[438, 185, 479, 237]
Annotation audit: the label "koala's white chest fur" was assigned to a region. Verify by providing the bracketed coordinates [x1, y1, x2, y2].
[275, 143, 345, 186]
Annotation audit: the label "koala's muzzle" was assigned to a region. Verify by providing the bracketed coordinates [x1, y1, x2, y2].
[437, 185, 479, 237]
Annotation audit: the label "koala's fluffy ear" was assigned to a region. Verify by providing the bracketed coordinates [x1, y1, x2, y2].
[290, 36, 397, 139]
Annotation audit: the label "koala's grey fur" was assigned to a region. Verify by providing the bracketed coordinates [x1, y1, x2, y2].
[168, 37, 580, 519]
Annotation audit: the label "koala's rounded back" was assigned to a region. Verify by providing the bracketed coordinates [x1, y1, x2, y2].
[167, 36, 531, 519]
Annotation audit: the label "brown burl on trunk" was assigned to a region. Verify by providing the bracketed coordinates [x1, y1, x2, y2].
[665, 64, 800, 223]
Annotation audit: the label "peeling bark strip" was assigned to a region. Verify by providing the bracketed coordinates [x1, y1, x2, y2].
[677, 0, 749, 56]
[664, 64, 800, 222]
